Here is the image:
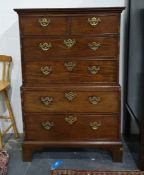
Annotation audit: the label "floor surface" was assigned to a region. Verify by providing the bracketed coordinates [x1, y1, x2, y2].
[5, 135, 138, 175]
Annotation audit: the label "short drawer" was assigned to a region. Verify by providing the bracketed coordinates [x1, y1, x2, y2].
[23, 60, 118, 84]
[22, 86, 120, 113]
[22, 36, 118, 58]
[71, 15, 120, 35]
[20, 16, 67, 35]
[24, 114, 120, 141]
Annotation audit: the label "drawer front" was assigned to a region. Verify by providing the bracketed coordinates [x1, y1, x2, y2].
[23, 60, 118, 84]
[20, 16, 67, 35]
[24, 114, 119, 141]
[22, 87, 120, 113]
[22, 37, 118, 58]
[71, 15, 120, 35]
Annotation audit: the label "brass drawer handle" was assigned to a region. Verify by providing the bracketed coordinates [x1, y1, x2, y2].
[39, 42, 52, 51]
[90, 121, 101, 130]
[88, 65, 100, 75]
[40, 96, 53, 106]
[41, 66, 52, 75]
[64, 62, 76, 71]
[88, 42, 101, 51]
[88, 17, 101, 27]
[64, 39, 76, 48]
[38, 18, 51, 27]
[65, 115, 77, 125]
[88, 96, 101, 105]
[65, 91, 77, 101]
[41, 121, 54, 130]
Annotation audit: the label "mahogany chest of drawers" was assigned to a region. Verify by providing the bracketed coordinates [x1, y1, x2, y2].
[15, 8, 124, 162]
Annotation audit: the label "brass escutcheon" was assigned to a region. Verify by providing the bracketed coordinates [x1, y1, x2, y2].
[88, 96, 101, 105]
[64, 39, 76, 48]
[41, 66, 52, 75]
[40, 96, 53, 106]
[90, 121, 101, 130]
[38, 18, 51, 27]
[39, 42, 52, 51]
[88, 17, 101, 27]
[65, 115, 77, 125]
[88, 65, 100, 75]
[64, 62, 76, 71]
[41, 121, 54, 130]
[88, 42, 101, 51]
[65, 91, 77, 101]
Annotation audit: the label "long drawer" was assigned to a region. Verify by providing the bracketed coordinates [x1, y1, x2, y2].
[24, 114, 120, 141]
[23, 59, 118, 84]
[22, 36, 118, 58]
[22, 86, 120, 113]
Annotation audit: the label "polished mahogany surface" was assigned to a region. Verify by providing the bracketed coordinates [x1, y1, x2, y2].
[15, 7, 124, 162]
